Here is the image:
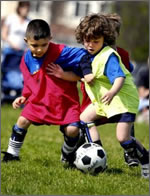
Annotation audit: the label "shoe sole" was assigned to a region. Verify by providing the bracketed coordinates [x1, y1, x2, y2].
[2, 151, 20, 162]
[127, 162, 139, 167]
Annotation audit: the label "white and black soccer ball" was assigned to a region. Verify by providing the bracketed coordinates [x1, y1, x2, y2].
[74, 143, 107, 175]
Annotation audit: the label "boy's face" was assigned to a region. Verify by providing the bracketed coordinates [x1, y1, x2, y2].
[83, 36, 104, 55]
[24, 37, 50, 58]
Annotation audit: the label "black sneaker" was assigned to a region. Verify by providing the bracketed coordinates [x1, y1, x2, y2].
[124, 151, 139, 167]
[60, 149, 76, 168]
[2, 151, 20, 162]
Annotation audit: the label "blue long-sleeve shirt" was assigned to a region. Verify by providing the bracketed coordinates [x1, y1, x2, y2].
[24, 44, 128, 84]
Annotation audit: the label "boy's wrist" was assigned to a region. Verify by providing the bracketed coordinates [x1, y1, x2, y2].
[84, 73, 94, 84]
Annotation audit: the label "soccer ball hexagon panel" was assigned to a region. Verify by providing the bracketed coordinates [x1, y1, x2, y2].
[74, 143, 107, 175]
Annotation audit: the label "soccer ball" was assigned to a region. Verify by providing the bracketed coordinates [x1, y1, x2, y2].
[74, 143, 107, 175]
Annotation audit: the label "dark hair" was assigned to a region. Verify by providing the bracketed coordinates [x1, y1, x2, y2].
[16, 1, 30, 15]
[104, 13, 122, 35]
[25, 19, 51, 40]
[75, 14, 116, 46]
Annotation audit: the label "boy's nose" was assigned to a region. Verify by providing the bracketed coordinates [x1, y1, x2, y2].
[88, 42, 93, 47]
[37, 48, 42, 52]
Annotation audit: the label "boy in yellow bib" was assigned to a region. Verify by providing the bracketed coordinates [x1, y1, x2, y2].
[76, 14, 149, 178]
[84, 45, 139, 117]
[46, 14, 149, 178]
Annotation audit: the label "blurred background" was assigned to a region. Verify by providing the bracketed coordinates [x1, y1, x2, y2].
[1, 1, 149, 61]
[1, 1, 149, 123]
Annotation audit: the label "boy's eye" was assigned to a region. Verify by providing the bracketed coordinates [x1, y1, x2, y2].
[42, 43, 48, 47]
[31, 44, 38, 47]
[93, 41, 99, 43]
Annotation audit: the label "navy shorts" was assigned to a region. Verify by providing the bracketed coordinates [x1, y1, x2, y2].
[95, 112, 136, 126]
[108, 112, 136, 122]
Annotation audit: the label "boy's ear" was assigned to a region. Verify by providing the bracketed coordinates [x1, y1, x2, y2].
[24, 37, 27, 43]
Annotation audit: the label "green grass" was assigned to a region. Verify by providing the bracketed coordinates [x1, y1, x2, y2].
[1, 104, 149, 195]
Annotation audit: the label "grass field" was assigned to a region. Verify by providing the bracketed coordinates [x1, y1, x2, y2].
[1, 104, 149, 195]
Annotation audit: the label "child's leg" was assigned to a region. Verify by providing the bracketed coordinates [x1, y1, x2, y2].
[116, 122, 139, 166]
[80, 104, 102, 146]
[116, 122, 133, 142]
[116, 122, 149, 178]
[60, 122, 80, 165]
[2, 116, 31, 162]
[123, 123, 139, 166]
[116, 122, 149, 164]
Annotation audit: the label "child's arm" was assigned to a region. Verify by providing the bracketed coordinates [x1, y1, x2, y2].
[84, 73, 95, 85]
[79, 54, 94, 85]
[46, 63, 81, 82]
[101, 77, 125, 105]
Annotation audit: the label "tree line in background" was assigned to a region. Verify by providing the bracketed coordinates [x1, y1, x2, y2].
[110, 1, 149, 63]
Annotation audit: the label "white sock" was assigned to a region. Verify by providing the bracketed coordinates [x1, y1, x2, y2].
[7, 138, 23, 157]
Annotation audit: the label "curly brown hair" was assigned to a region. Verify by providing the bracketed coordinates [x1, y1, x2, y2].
[75, 14, 116, 45]
[104, 13, 122, 36]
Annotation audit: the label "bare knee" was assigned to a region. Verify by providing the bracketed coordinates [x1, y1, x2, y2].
[16, 116, 31, 129]
[80, 112, 92, 122]
[65, 126, 79, 137]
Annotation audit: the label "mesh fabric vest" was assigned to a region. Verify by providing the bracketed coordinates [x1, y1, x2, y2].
[85, 46, 139, 118]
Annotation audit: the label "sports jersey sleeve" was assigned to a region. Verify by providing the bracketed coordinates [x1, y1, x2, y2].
[104, 53, 125, 84]
[55, 46, 87, 77]
[80, 54, 93, 76]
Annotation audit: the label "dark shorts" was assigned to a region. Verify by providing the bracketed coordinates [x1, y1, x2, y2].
[95, 112, 136, 126]
[60, 121, 80, 133]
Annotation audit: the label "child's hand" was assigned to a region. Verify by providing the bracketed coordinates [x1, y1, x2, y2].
[100, 90, 115, 105]
[81, 78, 85, 82]
[46, 63, 80, 81]
[84, 74, 95, 85]
[46, 63, 64, 79]
[12, 96, 26, 109]
[101, 77, 124, 105]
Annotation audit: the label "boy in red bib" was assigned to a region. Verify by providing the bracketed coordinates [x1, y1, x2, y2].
[2, 19, 88, 166]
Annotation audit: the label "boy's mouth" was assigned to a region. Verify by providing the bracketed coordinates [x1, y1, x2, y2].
[33, 53, 43, 58]
[88, 48, 95, 53]
[88, 48, 93, 51]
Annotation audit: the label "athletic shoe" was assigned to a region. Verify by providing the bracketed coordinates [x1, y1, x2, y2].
[2, 151, 20, 162]
[124, 151, 139, 167]
[141, 164, 149, 179]
[60, 149, 76, 168]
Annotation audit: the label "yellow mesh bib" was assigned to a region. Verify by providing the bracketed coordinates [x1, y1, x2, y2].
[85, 46, 139, 117]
